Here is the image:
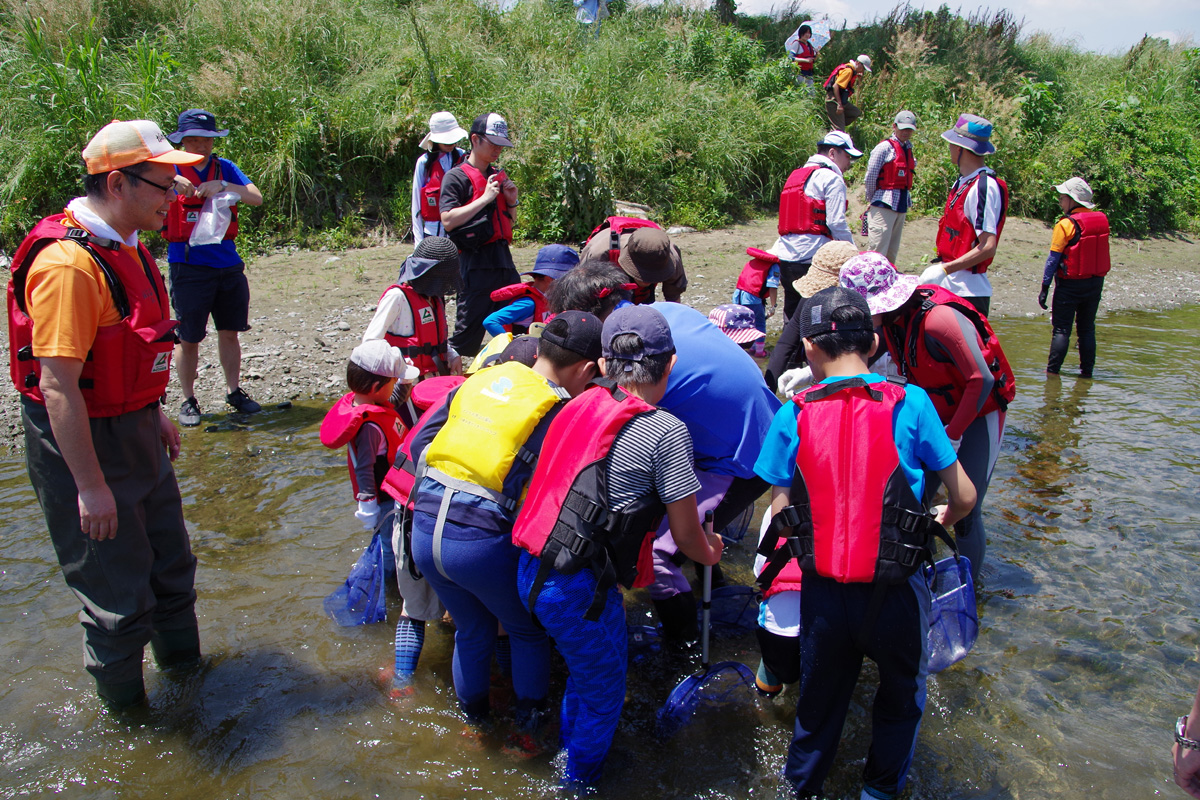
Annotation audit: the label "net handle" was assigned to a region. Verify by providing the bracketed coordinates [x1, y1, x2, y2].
[701, 511, 713, 669]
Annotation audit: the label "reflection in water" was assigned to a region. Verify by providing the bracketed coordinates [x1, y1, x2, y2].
[1, 307, 1199, 798]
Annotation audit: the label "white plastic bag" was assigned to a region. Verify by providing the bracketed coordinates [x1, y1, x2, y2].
[188, 191, 240, 247]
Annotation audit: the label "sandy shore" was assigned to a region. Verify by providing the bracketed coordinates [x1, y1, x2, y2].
[1, 212, 1197, 451]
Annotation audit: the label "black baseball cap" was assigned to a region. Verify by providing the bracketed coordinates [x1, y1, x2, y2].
[799, 287, 874, 338]
[540, 310, 603, 361]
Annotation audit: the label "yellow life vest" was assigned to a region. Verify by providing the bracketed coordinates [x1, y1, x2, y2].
[466, 332, 514, 374]
[423, 361, 569, 505]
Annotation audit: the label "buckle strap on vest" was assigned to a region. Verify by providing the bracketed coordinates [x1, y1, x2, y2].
[399, 342, 449, 356]
[425, 467, 518, 512]
[431, 484, 456, 581]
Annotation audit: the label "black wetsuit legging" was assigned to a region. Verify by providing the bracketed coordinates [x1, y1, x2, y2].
[1047, 275, 1104, 377]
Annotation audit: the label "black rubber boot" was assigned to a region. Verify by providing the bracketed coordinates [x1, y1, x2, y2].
[95, 675, 147, 710]
[150, 627, 202, 671]
[654, 591, 699, 644]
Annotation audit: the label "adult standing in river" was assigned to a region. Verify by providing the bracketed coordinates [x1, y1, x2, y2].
[921, 114, 1007, 316]
[7, 120, 203, 709]
[440, 112, 520, 358]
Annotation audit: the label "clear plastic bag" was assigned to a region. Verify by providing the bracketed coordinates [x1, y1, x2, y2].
[188, 191, 240, 247]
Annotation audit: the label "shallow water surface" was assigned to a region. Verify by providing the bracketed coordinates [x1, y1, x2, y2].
[1, 305, 1198, 798]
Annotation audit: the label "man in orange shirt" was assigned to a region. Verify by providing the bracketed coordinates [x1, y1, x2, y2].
[8, 120, 203, 709]
[824, 54, 872, 132]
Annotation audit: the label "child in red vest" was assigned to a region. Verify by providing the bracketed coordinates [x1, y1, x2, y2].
[733, 247, 780, 356]
[483, 244, 579, 336]
[319, 340, 419, 589]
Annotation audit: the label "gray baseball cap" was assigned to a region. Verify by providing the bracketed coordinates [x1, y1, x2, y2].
[894, 110, 918, 130]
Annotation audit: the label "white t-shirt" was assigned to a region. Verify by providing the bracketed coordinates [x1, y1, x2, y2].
[768, 154, 854, 264]
[754, 508, 800, 637]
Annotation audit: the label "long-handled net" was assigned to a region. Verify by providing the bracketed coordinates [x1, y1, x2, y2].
[656, 515, 756, 738]
[926, 553, 977, 672]
[324, 510, 395, 627]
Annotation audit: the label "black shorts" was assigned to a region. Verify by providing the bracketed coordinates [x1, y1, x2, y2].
[756, 624, 802, 685]
[168, 262, 251, 343]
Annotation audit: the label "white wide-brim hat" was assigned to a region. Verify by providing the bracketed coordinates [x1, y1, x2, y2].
[419, 111, 468, 150]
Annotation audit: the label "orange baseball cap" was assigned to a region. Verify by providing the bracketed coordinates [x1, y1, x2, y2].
[82, 119, 204, 174]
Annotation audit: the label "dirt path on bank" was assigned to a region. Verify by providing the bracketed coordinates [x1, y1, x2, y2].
[1, 212, 1197, 451]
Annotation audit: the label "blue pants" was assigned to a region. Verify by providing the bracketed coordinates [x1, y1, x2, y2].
[410, 499, 549, 720]
[517, 552, 627, 787]
[786, 572, 931, 799]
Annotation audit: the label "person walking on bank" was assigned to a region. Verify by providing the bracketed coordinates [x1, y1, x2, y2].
[164, 109, 265, 425]
[1039, 177, 1110, 379]
[440, 112, 521, 358]
[785, 23, 817, 87]
[921, 114, 1007, 317]
[412, 112, 467, 243]
[9, 120, 203, 708]
[768, 131, 860, 322]
[863, 111, 918, 265]
[823, 54, 871, 132]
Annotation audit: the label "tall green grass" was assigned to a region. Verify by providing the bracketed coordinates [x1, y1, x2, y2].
[0, 0, 1195, 252]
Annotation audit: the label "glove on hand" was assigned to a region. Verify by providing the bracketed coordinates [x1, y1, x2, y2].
[355, 498, 380, 531]
[1038, 285, 1050, 310]
[778, 366, 814, 398]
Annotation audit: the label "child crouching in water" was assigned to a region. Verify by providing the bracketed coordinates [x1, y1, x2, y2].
[512, 304, 724, 791]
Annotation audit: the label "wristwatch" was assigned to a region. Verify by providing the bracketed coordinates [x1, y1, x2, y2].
[220, 179, 228, 190]
[1177, 716, 1200, 750]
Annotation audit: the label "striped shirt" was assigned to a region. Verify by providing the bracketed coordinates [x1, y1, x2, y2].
[863, 136, 912, 213]
[606, 408, 701, 512]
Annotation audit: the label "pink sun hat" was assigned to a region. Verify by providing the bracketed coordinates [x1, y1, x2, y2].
[708, 304, 766, 344]
[837, 251, 920, 315]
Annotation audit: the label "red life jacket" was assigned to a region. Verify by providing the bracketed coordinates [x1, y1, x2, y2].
[822, 62, 858, 95]
[756, 378, 948, 592]
[935, 170, 1007, 273]
[164, 159, 239, 243]
[512, 379, 666, 621]
[586, 216, 663, 263]
[883, 286, 1016, 424]
[488, 283, 549, 330]
[876, 138, 915, 191]
[1060, 210, 1111, 279]
[735, 247, 779, 297]
[320, 393, 406, 497]
[778, 165, 833, 238]
[792, 39, 816, 69]
[418, 149, 464, 223]
[455, 162, 512, 247]
[381, 376, 465, 508]
[380, 283, 449, 378]
[8, 214, 177, 417]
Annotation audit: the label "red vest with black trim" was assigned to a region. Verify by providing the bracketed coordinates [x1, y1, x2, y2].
[381, 283, 449, 378]
[8, 214, 177, 417]
[381, 376, 465, 508]
[822, 62, 858, 95]
[792, 39, 816, 69]
[876, 139, 915, 191]
[419, 149, 464, 223]
[513, 380, 666, 619]
[488, 283, 549, 330]
[883, 286, 1016, 425]
[1060, 211, 1111, 279]
[935, 171, 1007, 273]
[756, 378, 942, 594]
[459, 162, 512, 245]
[736, 247, 779, 297]
[778, 165, 833, 238]
[320, 393, 406, 497]
[164, 160, 239, 243]
[587, 216, 663, 263]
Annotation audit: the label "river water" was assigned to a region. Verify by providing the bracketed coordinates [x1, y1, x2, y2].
[1, 305, 1197, 799]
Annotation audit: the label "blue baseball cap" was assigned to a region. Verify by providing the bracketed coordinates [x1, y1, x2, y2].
[168, 109, 229, 143]
[524, 244, 580, 279]
[602, 305, 675, 361]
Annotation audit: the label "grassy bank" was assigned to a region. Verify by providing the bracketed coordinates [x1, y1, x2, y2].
[0, 0, 1196, 254]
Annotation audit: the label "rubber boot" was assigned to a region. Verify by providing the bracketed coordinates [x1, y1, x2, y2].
[654, 591, 699, 644]
[150, 627, 202, 671]
[95, 675, 147, 710]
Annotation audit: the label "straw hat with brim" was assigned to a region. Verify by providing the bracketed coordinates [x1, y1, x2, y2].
[794, 240, 860, 297]
[940, 113, 995, 155]
[420, 111, 468, 151]
[618, 228, 675, 284]
[401, 236, 462, 297]
[1055, 177, 1096, 209]
[838, 251, 920, 316]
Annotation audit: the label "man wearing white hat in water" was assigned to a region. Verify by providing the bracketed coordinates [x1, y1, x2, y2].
[411, 111, 468, 242]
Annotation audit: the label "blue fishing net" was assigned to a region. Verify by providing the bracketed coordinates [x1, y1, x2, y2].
[717, 503, 755, 543]
[925, 554, 978, 673]
[701, 585, 760, 637]
[324, 532, 388, 627]
[655, 661, 756, 739]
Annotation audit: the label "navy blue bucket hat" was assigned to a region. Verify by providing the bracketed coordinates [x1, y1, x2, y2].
[168, 109, 230, 143]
